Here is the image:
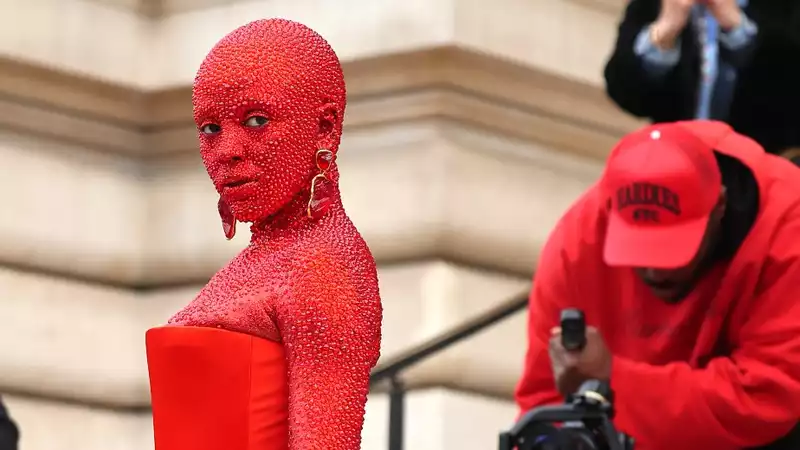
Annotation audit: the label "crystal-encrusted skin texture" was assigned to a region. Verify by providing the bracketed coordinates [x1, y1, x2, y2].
[167, 18, 382, 450]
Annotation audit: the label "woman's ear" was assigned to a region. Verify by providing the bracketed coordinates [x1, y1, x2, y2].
[316, 102, 340, 150]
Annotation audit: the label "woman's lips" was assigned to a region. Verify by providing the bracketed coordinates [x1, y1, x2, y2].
[222, 178, 257, 198]
[225, 179, 252, 188]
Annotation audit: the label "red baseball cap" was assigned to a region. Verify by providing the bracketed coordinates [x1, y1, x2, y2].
[601, 122, 722, 268]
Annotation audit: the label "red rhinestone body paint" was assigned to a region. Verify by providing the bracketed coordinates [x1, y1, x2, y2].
[167, 18, 382, 449]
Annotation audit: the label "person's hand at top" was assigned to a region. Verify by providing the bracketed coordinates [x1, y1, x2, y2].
[703, 0, 743, 31]
[651, 0, 695, 49]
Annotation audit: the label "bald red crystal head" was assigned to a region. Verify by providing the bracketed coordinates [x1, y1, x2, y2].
[192, 18, 346, 224]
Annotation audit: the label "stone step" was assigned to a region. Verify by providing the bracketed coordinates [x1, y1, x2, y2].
[0, 260, 530, 408]
[4, 388, 517, 450]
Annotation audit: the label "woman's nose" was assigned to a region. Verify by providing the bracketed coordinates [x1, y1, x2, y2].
[221, 152, 244, 164]
[215, 136, 246, 165]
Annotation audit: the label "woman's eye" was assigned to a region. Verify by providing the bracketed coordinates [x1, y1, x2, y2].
[200, 124, 221, 134]
[244, 116, 269, 128]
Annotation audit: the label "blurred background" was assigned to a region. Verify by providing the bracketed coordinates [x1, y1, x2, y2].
[0, 0, 796, 449]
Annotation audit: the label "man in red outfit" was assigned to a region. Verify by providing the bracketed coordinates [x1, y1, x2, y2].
[515, 120, 800, 450]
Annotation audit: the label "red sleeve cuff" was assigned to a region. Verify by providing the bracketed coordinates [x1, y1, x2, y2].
[609, 355, 636, 399]
[608, 356, 658, 445]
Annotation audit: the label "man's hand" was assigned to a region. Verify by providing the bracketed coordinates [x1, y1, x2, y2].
[548, 326, 613, 397]
[703, 0, 743, 31]
[652, 0, 695, 49]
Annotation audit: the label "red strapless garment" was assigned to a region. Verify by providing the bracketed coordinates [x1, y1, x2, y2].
[146, 327, 289, 450]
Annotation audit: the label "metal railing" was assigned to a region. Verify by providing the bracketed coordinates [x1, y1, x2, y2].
[369, 292, 530, 450]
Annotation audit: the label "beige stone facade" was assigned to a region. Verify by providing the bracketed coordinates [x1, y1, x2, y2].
[0, 0, 643, 448]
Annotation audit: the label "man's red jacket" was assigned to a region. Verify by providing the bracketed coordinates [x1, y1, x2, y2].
[515, 122, 800, 450]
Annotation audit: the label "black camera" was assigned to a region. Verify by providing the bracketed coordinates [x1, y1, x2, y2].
[559, 308, 587, 352]
[498, 309, 634, 450]
[498, 379, 633, 450]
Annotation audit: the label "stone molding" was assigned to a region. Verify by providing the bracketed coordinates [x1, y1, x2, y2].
[0, 46, 637, 287]
[0, 261, 528, 408]
[5, 388, 516, 450]
[0, 46, 642, 159]
[568, 0, 627, 14]
[89, 0, 626, 20]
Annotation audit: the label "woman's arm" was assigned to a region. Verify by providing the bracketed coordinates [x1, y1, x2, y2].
[277, 259, 382, 450]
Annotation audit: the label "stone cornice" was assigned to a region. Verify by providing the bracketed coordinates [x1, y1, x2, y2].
[93, 0, 625, 20]
[138, 0, 162, 17]
[0, 46, 643, 160]
[0, 46, 638, 288]
[568, 0, 626, 14]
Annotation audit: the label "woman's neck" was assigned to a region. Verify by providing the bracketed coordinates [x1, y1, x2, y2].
[249, 186, 343, 245]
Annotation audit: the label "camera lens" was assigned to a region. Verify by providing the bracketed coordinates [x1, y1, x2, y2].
[520, 424, 559, 450]
[531, 436, 562, 450]
[527, 429, 598, 450]
[560, 430, 598, 450]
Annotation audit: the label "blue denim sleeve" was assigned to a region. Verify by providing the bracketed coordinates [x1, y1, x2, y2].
[633, 25, 681, 80]
[718, 13, 758, 51]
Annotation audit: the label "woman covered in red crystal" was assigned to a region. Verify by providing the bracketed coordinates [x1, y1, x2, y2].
[145, 18, 382, 450]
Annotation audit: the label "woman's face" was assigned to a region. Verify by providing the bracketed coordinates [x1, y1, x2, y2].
[193, 71, 319, 224]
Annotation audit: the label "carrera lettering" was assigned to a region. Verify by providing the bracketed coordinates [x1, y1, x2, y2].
[616, 182, 681, 216]
[632, 208, 660, 222]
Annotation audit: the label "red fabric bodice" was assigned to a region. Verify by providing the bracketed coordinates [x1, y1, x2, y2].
[147, 326, 289, 450]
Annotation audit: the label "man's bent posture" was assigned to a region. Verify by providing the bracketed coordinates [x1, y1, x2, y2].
[516, 121, 800, 450]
